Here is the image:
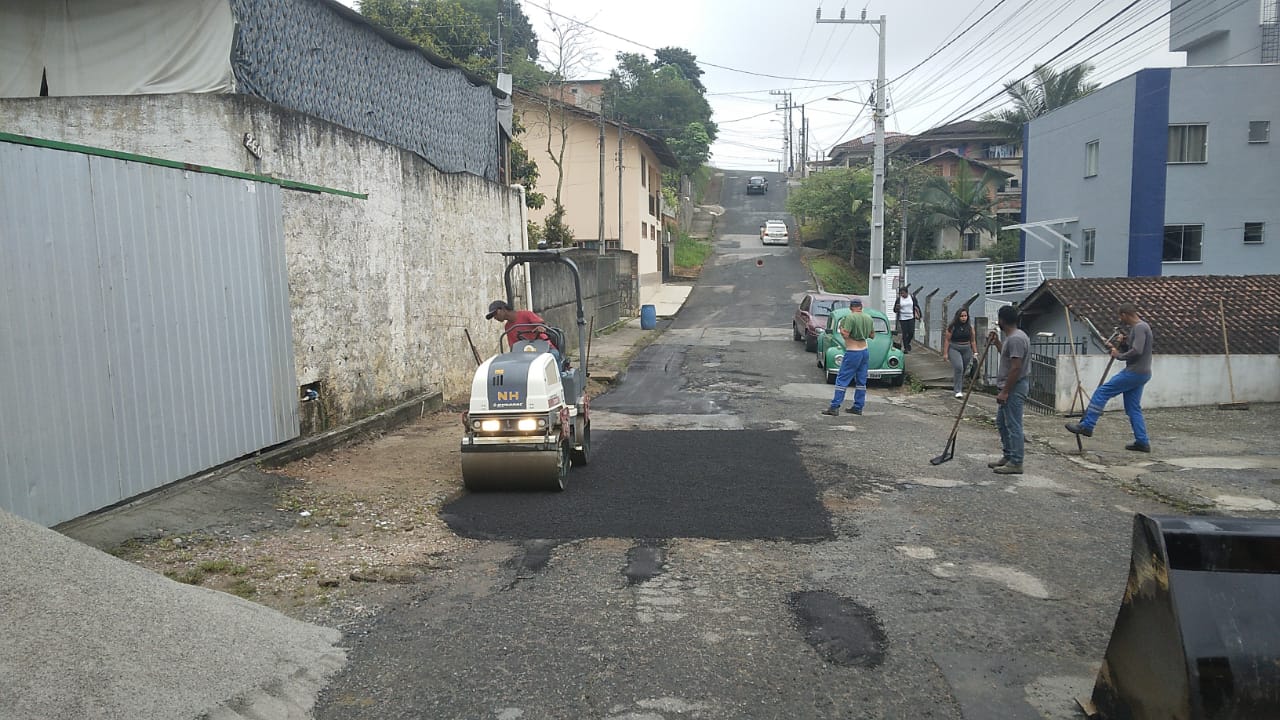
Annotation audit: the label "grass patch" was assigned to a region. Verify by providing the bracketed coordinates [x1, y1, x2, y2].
[168, 568, 206, 585]
[806, 253, 867, 294]
[226, 579, 257, 599]
[674, 235, 713, 269]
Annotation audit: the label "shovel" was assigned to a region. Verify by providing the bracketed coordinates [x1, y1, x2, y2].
[930, 335, 996, 465]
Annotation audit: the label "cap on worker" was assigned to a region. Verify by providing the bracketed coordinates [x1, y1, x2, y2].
[485, 300, 511, 319]
[850, 297, 863, 306]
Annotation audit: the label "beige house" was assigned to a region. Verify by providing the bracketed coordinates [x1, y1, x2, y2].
[514, 90, 677, 297]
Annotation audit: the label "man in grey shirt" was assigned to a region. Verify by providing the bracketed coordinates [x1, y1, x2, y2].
[1066, 303, 1154, 452]
[990, 305, 1031, 474]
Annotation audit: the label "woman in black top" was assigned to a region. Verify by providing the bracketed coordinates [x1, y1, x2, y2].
[941, 308, 978, 397]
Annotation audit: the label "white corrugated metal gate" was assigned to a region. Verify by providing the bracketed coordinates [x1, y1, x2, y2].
[0, 141, 299, 526]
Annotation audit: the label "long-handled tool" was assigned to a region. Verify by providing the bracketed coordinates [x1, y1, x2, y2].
[930, 335, 997, 465]
[1063, 307, 1090, 453]
[463, 327, 483, 366]
[1218, 298, 1250, 410]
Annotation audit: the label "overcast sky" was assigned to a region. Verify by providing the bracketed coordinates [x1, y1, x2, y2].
[519, 0, 1188, 171]
[343, 0, 1191, 171]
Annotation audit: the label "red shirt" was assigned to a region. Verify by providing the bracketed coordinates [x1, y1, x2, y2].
[504, 310, 553, 349]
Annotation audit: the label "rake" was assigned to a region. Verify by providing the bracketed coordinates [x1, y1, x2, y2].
[930, 335, 997, 465]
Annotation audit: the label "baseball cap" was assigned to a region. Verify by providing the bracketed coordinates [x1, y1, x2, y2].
[850, 297, 863, 306]
[485, 300, 510, 319]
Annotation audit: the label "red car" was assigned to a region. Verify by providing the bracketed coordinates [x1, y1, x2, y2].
[792, 292, 858, 352]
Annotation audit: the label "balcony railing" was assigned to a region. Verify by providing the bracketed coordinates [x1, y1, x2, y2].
[986, 260, 1059, 295]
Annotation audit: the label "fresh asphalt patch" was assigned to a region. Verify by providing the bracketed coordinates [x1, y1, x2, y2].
[442, 430, 833, 541]
[788, 590, 888, 668]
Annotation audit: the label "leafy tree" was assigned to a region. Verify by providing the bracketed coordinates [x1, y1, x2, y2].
[604, 51, 717, 174]
[983, 62, 1098, 146]
[358, 0, 491, 74]
[785, 167, 873, 264]
[665, 122, 712, 177]
[456, 0, 539, 64]
[509, 116, 544, 210]
[917, 159, 1004, 252]
[885, 161, 940, 266]
[653, 46, 705, 93]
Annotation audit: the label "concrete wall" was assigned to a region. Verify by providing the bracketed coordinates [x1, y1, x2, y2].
[1024, 75, 1137, 276]
[1054, 354, 1280, 412]
[0, 94, 525, 425]
[902, 259, 989, 349]
[1163, 65, 1280, 276]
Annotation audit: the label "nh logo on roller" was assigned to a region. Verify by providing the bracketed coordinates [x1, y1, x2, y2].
[496, 391, 521, 401]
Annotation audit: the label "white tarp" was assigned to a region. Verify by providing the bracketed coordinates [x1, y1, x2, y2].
[0, 0, 235, 98]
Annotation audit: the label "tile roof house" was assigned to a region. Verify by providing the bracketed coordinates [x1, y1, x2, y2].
[1019, 275, 1280, 355]
[1009, 275, 1280, 412]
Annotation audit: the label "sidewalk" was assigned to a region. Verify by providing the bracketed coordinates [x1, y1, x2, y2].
[906, 350, 1280, 515]
[581, 281, 694, 386]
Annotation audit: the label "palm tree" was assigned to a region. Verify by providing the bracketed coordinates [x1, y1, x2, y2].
[983, 62, 1098, 146]
[918, 160, 1003, 254]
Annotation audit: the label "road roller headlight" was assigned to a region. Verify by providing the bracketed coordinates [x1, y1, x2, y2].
[517, 418, 538, 432]
[480, 419, 502, 432]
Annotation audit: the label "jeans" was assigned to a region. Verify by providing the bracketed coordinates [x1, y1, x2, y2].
[948, 345, 974, 394]
[996, 376, 1029, 465]
[829, 348, 870, 411]
[900, 318, 916, 352]
[1081, 369, 1150, 445]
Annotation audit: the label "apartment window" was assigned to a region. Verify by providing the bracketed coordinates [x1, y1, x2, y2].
[1085, 140, 1099, 177]
[1168, 124, 1207, 163]
[1163, 224, 1203, 262]
[640, 156, 647, 186]
[1009, 178, 1020, 189]
[1249, 121, 1270, 143]
[1244, 222, 1265, 244]
[963, 232, 979, 252]
[1082, 228, 1096, 264]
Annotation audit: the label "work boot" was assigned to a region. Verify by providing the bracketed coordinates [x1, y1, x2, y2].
[992, 463, 1023, 475]
[1065, 422, 1093, 437]
[844, 406, 863, 415]
[1125, 442, 1151, 453]
[988, 457, 1009, 468]
[821, 408, 840, 416]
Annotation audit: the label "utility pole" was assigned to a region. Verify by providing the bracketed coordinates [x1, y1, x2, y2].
[598, 113, 606, 254]
[818, 7, 887, 308]
[769, 90, 795, 175]
[899, 176, 908, 288]
[800, 110, 808, 178]
[617, 122, 624, 256]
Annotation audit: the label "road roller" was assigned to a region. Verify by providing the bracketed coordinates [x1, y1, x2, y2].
[460, 251, 591, 491]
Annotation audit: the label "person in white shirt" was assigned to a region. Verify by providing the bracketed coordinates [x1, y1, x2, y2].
[893, 287, 921, 353]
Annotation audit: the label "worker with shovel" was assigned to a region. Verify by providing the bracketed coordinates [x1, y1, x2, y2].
[990, 305, 1031, 475]
[1065, 303, 1153, 452]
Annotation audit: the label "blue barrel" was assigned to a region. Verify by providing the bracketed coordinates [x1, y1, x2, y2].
[640, 304, 657, 330]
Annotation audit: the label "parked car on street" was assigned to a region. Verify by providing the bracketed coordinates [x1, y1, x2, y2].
[793, 292, 856, 352]
[814, 307, 905, 386]
[746, 176, 768, 195]
[762, 220, 789, 245]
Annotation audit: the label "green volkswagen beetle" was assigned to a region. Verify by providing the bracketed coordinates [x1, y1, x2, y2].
[815, 307, 905, 386]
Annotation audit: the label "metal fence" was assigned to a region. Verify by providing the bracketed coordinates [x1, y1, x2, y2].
[2, 141, 298, 526]
[980, 337, 1085, 415]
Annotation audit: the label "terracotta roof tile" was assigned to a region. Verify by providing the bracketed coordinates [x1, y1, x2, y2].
[1019, 275, 1280, 355]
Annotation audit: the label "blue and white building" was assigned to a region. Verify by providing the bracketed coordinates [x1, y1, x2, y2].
[1019, 0, 1280, 279]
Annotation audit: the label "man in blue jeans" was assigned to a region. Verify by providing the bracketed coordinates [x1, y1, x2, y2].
[1066, 303, 1153, 452]
[822, 298, 875, 416]
[989, 305, 1030, 475]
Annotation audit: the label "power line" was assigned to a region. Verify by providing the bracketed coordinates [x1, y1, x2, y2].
[521, 0, 866, 83]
